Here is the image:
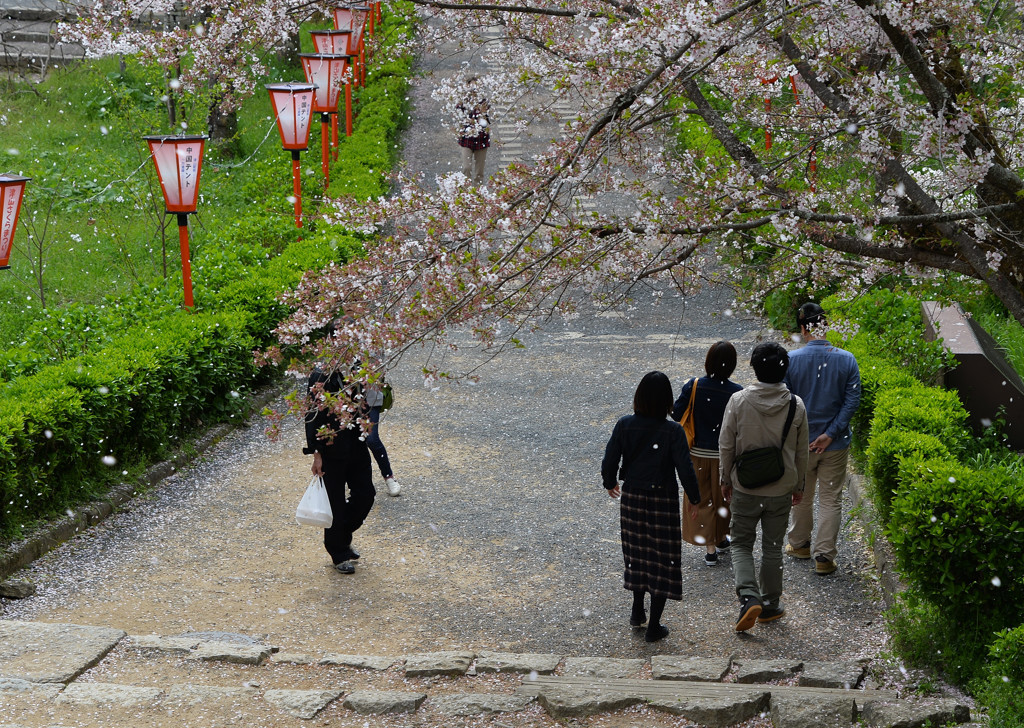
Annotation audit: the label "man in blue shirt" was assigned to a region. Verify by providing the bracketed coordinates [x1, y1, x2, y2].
[783, 302, 861, 575]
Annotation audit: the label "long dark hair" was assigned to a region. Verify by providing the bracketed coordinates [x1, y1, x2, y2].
[633, 371, 674, 418]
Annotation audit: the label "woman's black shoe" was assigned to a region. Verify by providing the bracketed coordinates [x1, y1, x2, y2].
[629, 610, 647, 628]
[644, 624, 669, 642]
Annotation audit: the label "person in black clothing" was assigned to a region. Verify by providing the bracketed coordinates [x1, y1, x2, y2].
[672, 342, 743, 566]
[602, 371, 701, 642]
[303, 364, 375, 575]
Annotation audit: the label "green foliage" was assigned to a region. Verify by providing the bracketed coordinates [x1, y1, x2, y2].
[849, 353, 920, 457]
[975, 311, 1024, 381]
[824, 289, 955, 385]
[886, 591, 990, 686]
[979, 625, 1024, 728]
[869, 385, 971, 456]
[887, 457, 1024, 633]
[865, 430, 951, 521]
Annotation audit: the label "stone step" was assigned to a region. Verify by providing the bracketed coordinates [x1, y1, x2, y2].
[0, 37, 83, 68]
[0, 0, 75, 22]
[0, 620, 976, 728]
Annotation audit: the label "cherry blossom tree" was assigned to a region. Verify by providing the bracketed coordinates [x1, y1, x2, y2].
[276, 0, 1024, 402]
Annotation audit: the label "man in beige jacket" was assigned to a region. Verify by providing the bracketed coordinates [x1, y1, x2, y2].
[719, 342, 809, 631]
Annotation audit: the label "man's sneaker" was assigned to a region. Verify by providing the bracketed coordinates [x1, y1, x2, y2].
[735, 596, 762, 632]
[785, 541, 811, 559]
[704, 551, 719, 566]
[334, 560, 355, 574]
[385, 477, 401, 497]
[815, 555, 837, 575]
[758, 605, 786, 623]
[716, 538, 731, 550]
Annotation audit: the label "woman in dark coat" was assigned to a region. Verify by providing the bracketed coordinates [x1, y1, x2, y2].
[602, 371, 701, 642]
[672, 342, 743, 566]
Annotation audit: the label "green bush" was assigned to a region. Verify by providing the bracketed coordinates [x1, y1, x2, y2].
[980, 625, 1024, 728]
[848, 352, 920, 457]
[887, 458, 1024, 631]
[865, 430, 951, 522]
[824, 289, 954, 385]
[869, 385, 971, 455]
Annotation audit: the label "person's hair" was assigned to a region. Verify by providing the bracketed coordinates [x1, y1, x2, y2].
[750, 342, 789, 384]
[633, 371, 674, 418]
[797, 301, 826, 331]
[705, 341, 737, 380]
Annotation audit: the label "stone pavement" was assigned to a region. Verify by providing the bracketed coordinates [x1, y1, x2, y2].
[0, 619, 972, 728]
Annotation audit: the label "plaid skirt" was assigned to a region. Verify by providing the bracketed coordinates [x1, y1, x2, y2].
[619, 486, 682, 600]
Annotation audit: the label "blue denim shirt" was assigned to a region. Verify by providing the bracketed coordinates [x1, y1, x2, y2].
[783, 339, 861, 451]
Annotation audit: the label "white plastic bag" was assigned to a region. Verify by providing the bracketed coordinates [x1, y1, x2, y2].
[295, 476, 333, 528]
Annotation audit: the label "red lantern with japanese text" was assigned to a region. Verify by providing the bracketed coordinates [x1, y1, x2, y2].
[0, 173, 30, 270]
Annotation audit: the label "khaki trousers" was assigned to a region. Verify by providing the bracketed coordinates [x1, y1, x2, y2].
[460, 146, 487, 185]
[787, 448, 849, 562]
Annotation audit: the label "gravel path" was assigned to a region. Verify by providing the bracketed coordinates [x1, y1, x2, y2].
[0, 19, 887, 665]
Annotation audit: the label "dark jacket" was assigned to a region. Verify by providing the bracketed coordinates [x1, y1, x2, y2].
[302, 367, 370, 466]
[601, 414, 701, 505]
[671, 376, 743, 453]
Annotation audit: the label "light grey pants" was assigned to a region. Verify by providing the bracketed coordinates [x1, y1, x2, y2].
[460, 146, 487, 185]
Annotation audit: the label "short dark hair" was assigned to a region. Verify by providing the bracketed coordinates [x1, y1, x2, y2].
[633, 371, 674, 418]
[750, 342, 789, 383]
[797, 302, 825, 331]
[705, 341, 737, 380]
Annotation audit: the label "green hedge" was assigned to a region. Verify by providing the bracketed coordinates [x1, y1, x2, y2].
[869, 385, 970, 454]
[849, 351, 919, 457]
[887, 457, 1024, 629]
[865, 429, 951, 521]
[0, 312, 255, 532]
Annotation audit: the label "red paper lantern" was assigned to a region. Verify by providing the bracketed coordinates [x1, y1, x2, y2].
[267, 82, 318, 229]
[142, 135, 208, 308]
[0, 173, 30, 270]
[143, 135, 207, 214]
[267, 82, 318, 151]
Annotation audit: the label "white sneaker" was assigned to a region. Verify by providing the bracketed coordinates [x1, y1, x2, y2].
[385, 477, 401, 497]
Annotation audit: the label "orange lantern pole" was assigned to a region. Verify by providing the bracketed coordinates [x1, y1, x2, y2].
[0, 173, 30, 270]
[301, 53, 351, 190]
[267, 82, 318, 228]
[143, 135, 207, 310]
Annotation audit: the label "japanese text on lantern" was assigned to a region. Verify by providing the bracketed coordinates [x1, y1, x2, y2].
[1, 188, 22, 256]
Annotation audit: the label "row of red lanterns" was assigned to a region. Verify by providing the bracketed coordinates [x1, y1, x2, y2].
[268, 3, 379, 231]
[1, 3, 381, 311]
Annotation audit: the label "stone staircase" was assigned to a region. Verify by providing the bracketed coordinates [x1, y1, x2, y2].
[0, 0, 83, 70]
[0, 620, 974, 728]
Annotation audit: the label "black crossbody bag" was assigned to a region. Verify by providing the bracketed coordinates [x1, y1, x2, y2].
[733, 398, 796, 489]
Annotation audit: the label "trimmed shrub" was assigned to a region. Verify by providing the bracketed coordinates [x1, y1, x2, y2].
[850, 351, 919, 457]
[869, 385, 971, 454]
[865, 430, 951, 521]
[887, 458, 1024, 630]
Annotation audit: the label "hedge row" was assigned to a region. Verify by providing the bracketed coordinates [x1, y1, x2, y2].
[829, 290, 1024, 709]
[0, 4, 414, 540]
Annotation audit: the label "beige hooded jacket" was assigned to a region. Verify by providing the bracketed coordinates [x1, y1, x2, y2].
[719, 382, 809, 498]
